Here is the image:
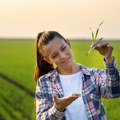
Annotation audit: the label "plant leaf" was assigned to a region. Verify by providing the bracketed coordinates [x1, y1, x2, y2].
[86, 21, 104, 56]
[95, 28, 99, 40]
[98, 37, 103, 41]
[86, 48, 92, 56]
[90, 28, 94, 44]
[95, 21, 104, 41]
[99, 21, 104, 27]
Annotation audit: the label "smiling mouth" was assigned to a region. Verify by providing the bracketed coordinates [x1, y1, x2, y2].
[62, 57, 70, 64]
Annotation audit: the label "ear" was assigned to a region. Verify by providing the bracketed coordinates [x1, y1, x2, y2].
[65, 39, 71, 48]
[43, 57, 53, 65]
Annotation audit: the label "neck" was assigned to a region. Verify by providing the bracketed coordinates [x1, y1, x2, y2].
[57, 62, 81, 75]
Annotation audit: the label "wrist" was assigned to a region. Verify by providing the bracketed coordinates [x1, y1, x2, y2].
[50, 106, 64, 118]
[54, 104, 65, 112]
[105, 56, 113, 62]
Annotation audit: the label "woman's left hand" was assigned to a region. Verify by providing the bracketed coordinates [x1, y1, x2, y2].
[92, 40, 114, 61]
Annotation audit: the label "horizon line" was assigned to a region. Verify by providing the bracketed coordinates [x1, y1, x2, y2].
[0, 37, 120, 41]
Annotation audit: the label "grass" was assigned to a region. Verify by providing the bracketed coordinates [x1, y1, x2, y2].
[0, 39, 36, 120]
[0, 40, 36, 91]
[0, 39, 120, 120]
[0, 77, 35, 120]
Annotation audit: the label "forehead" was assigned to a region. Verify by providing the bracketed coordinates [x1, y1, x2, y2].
[42, 37, 66, 56]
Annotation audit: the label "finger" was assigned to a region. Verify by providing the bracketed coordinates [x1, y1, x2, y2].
[53, 95, 58, 103]
[107, 44, 111, 47]
[94, 43, 113, 57]
[91, 40, 103, 49]
[93, 43, 112, 51]
[71, 93, 81, 98]
[92, 41, 109, 49]
[62, 93, 81, 102]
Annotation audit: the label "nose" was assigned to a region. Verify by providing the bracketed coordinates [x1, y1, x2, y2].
[59, 52, 66, 61]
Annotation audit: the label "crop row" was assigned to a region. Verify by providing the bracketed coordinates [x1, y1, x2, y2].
[0, 77, 35, 120]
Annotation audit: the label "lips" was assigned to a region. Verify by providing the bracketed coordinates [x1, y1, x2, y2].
[62, 57, 70, 64]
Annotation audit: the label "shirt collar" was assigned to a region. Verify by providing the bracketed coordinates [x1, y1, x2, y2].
[44, 69, 58, 79]
[45, 64, 91, 80]
[81, 65, 91, 75]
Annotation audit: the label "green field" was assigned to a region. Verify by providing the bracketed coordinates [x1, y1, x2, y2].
[0, 39, 120, 120]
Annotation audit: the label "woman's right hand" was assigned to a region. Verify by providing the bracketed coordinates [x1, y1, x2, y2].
[53, 93, 81, 112]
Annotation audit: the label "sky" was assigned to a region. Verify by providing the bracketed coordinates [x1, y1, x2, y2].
[0, 0, 120, 39]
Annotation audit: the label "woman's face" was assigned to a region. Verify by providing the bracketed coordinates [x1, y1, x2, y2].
[42, 37, 74, 68]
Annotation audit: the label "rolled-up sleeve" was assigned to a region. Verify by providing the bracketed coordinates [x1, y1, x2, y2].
[98, 57, 120, 98]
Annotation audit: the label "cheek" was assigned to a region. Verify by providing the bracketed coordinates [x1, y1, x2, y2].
[51, 58, 60, 65]
[67, 49, 72, 56]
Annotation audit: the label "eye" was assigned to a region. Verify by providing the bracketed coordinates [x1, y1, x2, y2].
[61, 46, 66, 51]
[51, 54, 58, 59]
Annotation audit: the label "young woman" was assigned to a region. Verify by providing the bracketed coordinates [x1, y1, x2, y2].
[34, 31, 120, 120]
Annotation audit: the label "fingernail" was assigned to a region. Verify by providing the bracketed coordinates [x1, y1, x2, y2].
[77, 94, 81, 97]
[97, 45, 100, 47]
[75, 94, 81, 98]
[74, 95, 78, 98]
[92, 46, 95, 49]
[71, 94, 78, 98]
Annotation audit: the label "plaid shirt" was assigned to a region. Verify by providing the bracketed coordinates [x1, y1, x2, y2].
[35, 58, 120, 120]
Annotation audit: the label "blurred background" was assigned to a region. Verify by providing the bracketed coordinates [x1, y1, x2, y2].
[0, 0, 120, 120]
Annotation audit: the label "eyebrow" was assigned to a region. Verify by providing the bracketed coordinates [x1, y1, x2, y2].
[51, 44, 65, 56]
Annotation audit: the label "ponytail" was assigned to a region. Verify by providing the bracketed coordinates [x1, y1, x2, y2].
[34, 32, 54, 82]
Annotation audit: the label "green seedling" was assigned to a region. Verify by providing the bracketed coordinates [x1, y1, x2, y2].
[86, 21, 104, 56]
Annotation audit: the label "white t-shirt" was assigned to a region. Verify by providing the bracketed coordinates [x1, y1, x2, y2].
[59, 71, 88, 120]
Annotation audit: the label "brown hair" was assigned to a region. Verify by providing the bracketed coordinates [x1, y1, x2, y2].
[34, 31, 66, 82]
